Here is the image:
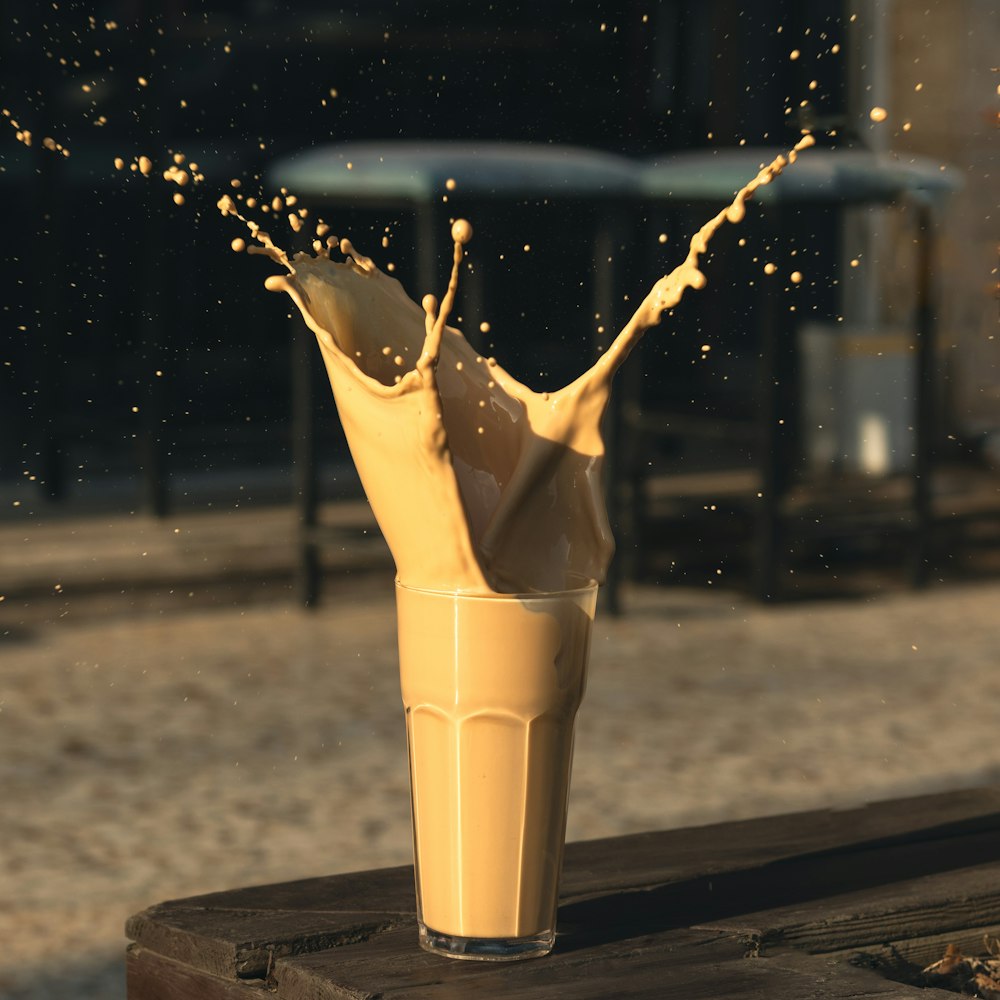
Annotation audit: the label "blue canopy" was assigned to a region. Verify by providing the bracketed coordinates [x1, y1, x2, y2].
[640, 147, 961, 205]
[269, 141, 639, 199]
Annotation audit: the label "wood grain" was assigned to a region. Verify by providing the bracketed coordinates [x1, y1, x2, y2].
[273, 927, 931, 999]
[700, 860, 1000, 954]
[124, 788, 1000, 998]
[127, 946, 271, 1000]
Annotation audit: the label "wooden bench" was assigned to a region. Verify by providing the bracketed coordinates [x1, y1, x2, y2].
[126, 787, 1000, 998]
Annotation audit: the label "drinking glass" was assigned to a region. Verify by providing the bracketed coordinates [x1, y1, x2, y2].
[396, 579, 598, 960]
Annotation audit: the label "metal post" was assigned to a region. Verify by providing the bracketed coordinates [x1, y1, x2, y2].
[593, 209, 624, 615]
[415, 201, 438, 302]
[292, 321, 320, 607]
[755, 214, 785, 602]
[32, 133, 66, 501]
[911, 200, 937, 587]
[138, 185, 170, 518]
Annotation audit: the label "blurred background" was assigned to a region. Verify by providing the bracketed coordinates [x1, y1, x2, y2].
[1, 1, 997, 997]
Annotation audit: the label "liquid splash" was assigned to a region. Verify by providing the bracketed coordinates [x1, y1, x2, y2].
[221, 135, 814, 595]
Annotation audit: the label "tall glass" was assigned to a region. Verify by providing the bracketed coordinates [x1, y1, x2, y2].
[396, 579, 598, 961]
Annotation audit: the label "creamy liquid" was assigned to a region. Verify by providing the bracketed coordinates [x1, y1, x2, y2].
[220, 134, 814, 596]
[222, 136, 813, 943]
[397, 581, 596, 940]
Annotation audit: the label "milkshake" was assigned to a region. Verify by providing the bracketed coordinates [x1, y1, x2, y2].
[219, 134, 813, 957]
[397, 580, 597, 958]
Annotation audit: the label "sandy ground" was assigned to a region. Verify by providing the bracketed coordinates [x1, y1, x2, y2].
[3, 547, 1000, 998]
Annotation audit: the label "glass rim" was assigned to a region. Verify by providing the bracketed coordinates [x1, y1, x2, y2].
[395, 576, 598, 601]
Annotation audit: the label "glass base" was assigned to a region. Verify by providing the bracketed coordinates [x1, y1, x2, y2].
[418, 922, 554, 961]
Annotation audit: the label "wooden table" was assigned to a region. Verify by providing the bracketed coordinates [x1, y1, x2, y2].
[126, 788, 1000, 998]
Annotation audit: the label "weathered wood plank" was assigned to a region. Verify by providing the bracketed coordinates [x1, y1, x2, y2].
[274, 926, 928, 1000]
[274, 928, 741, 1000]
[126, 907, 408, 980]
[698, 861, 1000, 955]
[851, 924, 1000, 971]
[124, 787, 1000, 992]
[757, 950, 939, 1000]
[126, 945, 272, 1000]
[126, 865, 416, 977]
[561, 787, 1000, 903]
[554, 822, 1000, 953]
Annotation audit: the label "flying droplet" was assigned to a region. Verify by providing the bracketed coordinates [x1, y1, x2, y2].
[451, 218, 473, 245]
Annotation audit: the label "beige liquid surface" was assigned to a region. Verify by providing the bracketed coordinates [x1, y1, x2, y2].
[221, 136, 813, 943]
[397, 582, 596, 939]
